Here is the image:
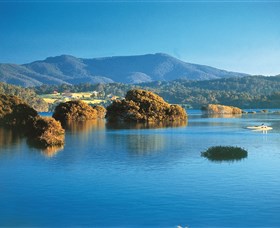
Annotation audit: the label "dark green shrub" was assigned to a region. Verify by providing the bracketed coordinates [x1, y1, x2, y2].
[201, 146, 248, 161]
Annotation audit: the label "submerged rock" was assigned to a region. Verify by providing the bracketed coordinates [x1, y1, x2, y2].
[27, 117, 65, 148]
[106, 89, 187, 122]
[201, 104, 242, 114]
[52, 100, 99, 123]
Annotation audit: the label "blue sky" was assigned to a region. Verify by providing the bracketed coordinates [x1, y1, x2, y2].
[0, 1, 280, 75]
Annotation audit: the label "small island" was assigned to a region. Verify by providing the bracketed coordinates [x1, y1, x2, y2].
[28, 117, 65, 148]
[53, 100, 106, 123]
[201, 146, 248, 161]
[0, 94, 65, 148]
[106, 89, 187, 122]
[201, 104, 242, 115]
[0, 94, 38, 128]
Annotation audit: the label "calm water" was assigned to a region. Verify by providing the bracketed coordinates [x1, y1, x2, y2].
[1, 111, 280, 227]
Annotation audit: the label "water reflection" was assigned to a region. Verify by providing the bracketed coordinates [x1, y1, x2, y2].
[26, 139, 64, 158]
[41, 146, 64, 158]
[203, 156, 248, 163]
[202, 114, 242, 118]
[0, 126, 63, 158]
[106, 120, 187, 130]
[64, 119, 106, 133]
[0, 127, 24, 148]
[106, 121, 187, 156]
[61, 120, 107, 163]
[126, 134, 165, 155]
[64, 120, 106, 145]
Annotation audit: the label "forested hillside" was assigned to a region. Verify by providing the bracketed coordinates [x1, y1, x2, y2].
[34, 76, 280, 109]
[0, 53, 248, 86]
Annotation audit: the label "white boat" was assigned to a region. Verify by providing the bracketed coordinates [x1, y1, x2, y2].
[246, 125, 273, 131]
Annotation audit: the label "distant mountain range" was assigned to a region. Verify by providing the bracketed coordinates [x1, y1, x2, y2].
[0, 53, 250, 87]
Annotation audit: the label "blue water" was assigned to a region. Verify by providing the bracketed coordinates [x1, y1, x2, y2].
[1, 111, 280, 227]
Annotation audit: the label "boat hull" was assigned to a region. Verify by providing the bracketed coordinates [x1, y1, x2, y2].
[246, 126, 273, 131]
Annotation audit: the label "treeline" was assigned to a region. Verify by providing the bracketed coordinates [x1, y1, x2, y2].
[139, 76, 280, 108]
[34, 76, 280, 109]
[34, 83, 137, 97]
[0, 82, 48, 111]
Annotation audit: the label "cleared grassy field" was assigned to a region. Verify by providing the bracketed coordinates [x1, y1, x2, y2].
[81, 99, 105, 104]
[42, 98, 59, 104]
[70, 92, 92, 98]
[40, 93, 106, 105]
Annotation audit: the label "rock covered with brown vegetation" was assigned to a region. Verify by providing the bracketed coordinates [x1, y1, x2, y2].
[4, 104, 38, 128]
[201, 104, 242, 115]
[0, 94, 65, 148]
[52, 100, 105, 123]
[0, 94, 38, 128]
[106, 89, 187, 122]
[28, 117, 65, 147]
[92, 105, 107, 119]
[0, 94, 25, 119]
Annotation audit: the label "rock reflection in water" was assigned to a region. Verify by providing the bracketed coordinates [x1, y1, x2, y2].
[41, 145, 64, 158]
[26, 140, 64, 158]
[65, 119, 106, 133]
[202, 114, 242, 118]
[0, 127, 23, 148]
[107, 121, 187, 155]
[64, 119, 106, 149]
[106, 120, 187, 130]
[204, 157, 247, 163]
[126, 134, 165, 155]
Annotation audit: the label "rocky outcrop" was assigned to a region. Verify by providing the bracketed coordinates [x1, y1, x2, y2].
[0, 94, 38, 128]
[0, 94, 25, 119]
[0, 94, 65, 148]
[106, 89, 187, 122]
[28, 117, 65, 147]
[201, 104, 242, 114]
[92, 105, 106, 119]
[4, 104, 38, 128]
[53, 100, 101, 123]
